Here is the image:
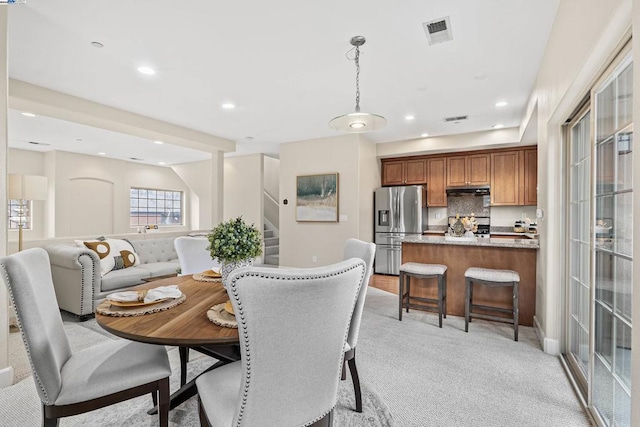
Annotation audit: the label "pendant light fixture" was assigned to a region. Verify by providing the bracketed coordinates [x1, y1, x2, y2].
[328, 36, 387, 133]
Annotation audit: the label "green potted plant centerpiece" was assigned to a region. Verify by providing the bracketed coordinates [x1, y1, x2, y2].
[207, 216, 263, 288]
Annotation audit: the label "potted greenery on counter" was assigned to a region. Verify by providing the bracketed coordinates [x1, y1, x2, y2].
[207, 216, 263, 287]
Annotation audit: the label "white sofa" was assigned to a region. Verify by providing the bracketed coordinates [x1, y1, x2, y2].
[45, 237, 182, 320]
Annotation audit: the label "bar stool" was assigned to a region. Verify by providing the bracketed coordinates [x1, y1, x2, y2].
[398, 262, 447, 328]
[464, 267, 520, 341]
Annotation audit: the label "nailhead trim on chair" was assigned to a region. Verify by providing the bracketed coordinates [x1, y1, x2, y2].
[227, 260, 365, 427]
[0, 264, 51, 405]
[76, 253, 96, 315]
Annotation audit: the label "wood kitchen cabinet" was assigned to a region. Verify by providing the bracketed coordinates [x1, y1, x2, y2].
[446, 154, 490, 187]
[381, 146, 537, 207]
[491, 148, 538, 206]
[381, 158, 427, 186]
[522, 148, 538, 205]
[426, 157, 446, 207]
[490, 151, 519, 205]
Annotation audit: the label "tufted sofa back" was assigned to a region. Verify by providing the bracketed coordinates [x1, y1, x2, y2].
[131, 237, 178, 264]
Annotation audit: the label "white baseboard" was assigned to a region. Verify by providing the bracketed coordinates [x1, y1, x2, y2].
[534, 315, 560, 356]
[0, 366, 14, 388]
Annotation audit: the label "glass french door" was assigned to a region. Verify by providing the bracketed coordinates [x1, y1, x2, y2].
[566, 107, 591, 395]
[565, 49, 632, 427]
[592, 55, 632, 427]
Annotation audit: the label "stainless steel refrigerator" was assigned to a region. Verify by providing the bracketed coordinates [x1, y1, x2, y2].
[374, 185, 425, 275]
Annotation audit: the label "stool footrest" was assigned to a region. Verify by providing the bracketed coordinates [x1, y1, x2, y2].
[470, 303, 513, 314]
[469, 312, 515, 325]
[405, 295, 441, 305]
[404, 303, 442, 314]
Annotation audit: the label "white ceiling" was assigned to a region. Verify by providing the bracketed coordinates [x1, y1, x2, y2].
[6, 0, 559, 165]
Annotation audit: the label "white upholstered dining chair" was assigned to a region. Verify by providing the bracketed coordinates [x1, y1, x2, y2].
[342, 238, 376, 412]
[174, 236, 219, 275]
[196, 258, 366, 427]
[0, 248, 172, 427]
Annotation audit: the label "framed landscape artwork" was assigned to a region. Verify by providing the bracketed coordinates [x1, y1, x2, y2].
[296, 173, 339, 222]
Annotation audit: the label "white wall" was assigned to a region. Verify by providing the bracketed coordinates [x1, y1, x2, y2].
[279, 134, 374, 268]
[263, 156, 280, 230]
[172, 159, 215, 230]
[0, 7, 9, 387]
[377, 127, 521, 158]
[490, 206, 537, 227]
[224, 154, 263, 232]
[11, 149, 192, 243]
[263, 156, 279, 200]
[358, 136, 379, 243]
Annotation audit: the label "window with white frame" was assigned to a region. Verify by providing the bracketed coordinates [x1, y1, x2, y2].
[7, 199, 32, 230]
[129, 188, 183, 227]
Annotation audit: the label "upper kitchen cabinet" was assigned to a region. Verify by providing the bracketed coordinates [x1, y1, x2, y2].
[490, 148, 538, 206]
[381, 158, 427, 186]
[490, 151, 519, 205]
[446, 153, 490, 187]
[522, 147, 538, 205]
[426, 157, 446, 207]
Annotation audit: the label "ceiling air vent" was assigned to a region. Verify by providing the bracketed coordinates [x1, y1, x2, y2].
[444, 115, 468, 122]
[423, 16, 453, 45]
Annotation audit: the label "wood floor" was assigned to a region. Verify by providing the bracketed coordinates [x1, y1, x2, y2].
[369, 274, 399, 295]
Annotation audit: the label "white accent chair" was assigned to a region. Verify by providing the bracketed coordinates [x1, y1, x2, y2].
[342, 238, 376, 412]
[0, 248, 172, 427]
[196, 258, 366, 427]
[174, 236, 219, 275]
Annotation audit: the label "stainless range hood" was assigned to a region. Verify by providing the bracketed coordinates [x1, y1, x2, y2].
[445, 185, 490, 196]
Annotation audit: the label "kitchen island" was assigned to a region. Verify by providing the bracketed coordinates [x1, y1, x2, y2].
[401, 235, 538, 326]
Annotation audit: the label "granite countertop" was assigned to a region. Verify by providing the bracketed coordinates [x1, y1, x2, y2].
[404, 235, 540, 249]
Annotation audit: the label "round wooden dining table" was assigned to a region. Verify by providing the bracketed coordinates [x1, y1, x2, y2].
[96, 275, 239, 346]
[96, 275, 240, 412]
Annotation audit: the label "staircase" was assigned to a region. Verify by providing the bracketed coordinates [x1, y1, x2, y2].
[263, 222, 279, 266]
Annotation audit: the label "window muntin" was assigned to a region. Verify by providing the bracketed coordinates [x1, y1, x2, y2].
[129, 188, 183, 227]
[8, 199, 32, 230]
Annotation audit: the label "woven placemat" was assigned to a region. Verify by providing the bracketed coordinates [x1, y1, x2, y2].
[207, 303, 237, 328]
[192, 272, 222, 283]
[96, 294, 186, 317]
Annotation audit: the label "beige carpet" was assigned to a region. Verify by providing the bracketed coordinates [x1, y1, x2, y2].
[2, 312, 393, 426]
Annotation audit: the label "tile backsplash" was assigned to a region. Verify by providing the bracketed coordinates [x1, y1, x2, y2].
[447, 195, 490, 217]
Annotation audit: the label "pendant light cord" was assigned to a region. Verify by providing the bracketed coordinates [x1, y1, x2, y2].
[354, 45, 361, 113]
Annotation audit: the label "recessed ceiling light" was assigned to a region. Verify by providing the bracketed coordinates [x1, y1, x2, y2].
[98, 152, 106, 155]
[222, 103, 235, 109]
[495, 101, 508, 107]
[493, 124, 504, 129]
[405, 115, 415, 121]
[158, 162, 166, 165]
[245, 136, 254, 141]
[154, 140, 164, 145]
[76, 138, 83, 142]
[137, 66, 156, 75]
[91, 41, 104, 48]
[420, 133, 429, 138]
[21, 112, 36, 117]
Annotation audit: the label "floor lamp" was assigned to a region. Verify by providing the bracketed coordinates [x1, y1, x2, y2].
[8, 174, 48, 252]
